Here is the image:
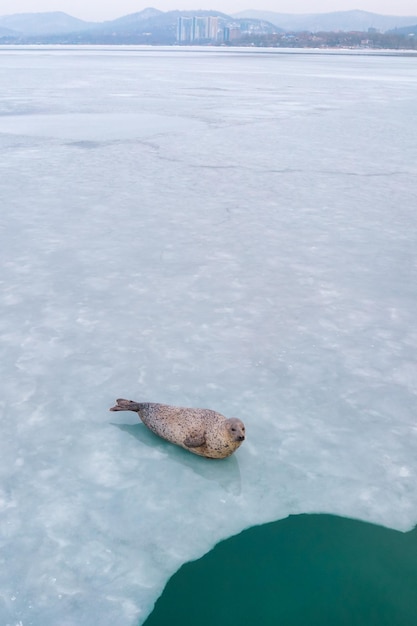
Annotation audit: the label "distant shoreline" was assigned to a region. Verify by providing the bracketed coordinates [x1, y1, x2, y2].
[1, 44, 417, 56]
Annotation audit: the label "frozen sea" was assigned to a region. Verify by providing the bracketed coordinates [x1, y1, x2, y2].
[0, 45, 417, 625]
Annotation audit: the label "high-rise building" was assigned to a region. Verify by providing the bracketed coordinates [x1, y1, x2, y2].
[177, 17, 193, 42]
[225, 27, 241, 41]
[192, 17, 208, 40]
[177, 16, 220, 43]
[207, 16, 219, 40]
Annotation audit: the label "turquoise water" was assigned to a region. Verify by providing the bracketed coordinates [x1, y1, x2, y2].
[144, 514, 417, 625]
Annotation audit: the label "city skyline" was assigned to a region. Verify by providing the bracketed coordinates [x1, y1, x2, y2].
[177, 16, 220, 43]
[1, 0, 417, 22]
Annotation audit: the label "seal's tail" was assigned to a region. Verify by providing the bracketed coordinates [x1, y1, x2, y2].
[109, 398, 143, 412]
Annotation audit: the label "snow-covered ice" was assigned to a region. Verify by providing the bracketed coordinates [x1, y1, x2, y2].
[0, 46, 417, 625]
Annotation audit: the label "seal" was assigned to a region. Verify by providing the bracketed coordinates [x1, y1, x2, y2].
[110, 399, 246, 459]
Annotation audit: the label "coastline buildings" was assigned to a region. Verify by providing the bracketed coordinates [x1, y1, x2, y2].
[177, 16, 220, 43]
[223, 27, 242, 42]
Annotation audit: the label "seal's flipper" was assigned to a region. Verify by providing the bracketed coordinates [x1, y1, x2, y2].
[110, 399, 142, 412]
[183, 431, 206, 448]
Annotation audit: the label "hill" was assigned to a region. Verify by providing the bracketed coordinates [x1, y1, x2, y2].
[1, 8, 416, 44]
[0, 11, 95, 35]
[0, 9, 277, 44]
[388, 24, 417, 36]
[233, 9, 417, 33]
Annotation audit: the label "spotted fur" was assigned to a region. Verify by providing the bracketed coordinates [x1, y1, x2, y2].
[110, 399, 245, 459]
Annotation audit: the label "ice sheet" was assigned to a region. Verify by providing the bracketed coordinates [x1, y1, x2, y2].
[1, 46, 417, 625]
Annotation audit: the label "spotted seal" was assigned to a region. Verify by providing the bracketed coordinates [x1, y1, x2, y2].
[110, 399, 246, 459]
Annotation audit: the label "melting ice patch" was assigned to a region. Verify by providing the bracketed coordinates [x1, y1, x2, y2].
[0, 47, 417, 625]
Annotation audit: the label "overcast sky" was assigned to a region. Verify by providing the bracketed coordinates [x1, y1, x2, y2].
[1, 0, 417, 21]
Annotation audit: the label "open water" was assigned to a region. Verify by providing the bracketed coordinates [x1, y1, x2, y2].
[145, 514, 417, 626]
[0, 45, 416, 625]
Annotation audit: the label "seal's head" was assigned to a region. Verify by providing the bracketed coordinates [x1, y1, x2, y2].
[225, 418, 246, 442]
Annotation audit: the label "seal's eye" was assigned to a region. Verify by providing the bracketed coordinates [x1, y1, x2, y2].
[231, 427, 236, 431]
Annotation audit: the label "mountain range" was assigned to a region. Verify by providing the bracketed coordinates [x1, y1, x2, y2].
[0, 8, 416, 44]
[234, 9, 417, 32]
